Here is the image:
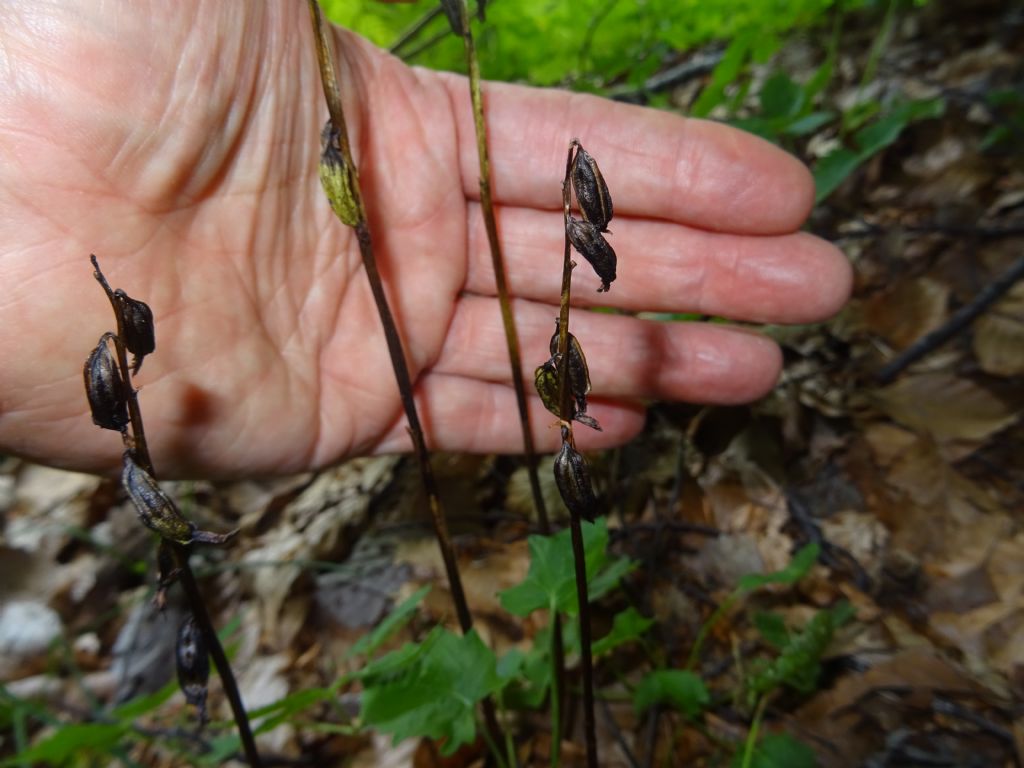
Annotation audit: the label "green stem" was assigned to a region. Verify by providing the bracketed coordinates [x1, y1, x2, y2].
[739, 695, 767, 768]
[685, 592, 739, 671]
[457, 0, 550, 534]
[91, 257, 262, 768]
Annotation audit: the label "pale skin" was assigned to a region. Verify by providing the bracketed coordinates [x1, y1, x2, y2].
[0, 4, 851, 479]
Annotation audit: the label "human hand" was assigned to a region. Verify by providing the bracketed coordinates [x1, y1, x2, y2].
[0, 3, 850, 479]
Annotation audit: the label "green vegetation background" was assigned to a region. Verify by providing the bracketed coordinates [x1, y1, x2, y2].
[322, 0, 860, 88]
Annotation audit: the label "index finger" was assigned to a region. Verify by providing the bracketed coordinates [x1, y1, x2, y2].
[441, 75, 815, 235]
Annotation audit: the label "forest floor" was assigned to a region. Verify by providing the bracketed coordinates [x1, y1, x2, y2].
[2, 1, 1022, 767]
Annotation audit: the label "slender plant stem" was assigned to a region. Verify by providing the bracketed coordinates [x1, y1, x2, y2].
[558, 143, 598, 768]
[91, 256, 262, 768]
[456, 0, 550, 534]
[389, 5, 443, 55]
[306, 0, 472, 635]
[305, 2, 505, 748]
[740, 695, 768, 768]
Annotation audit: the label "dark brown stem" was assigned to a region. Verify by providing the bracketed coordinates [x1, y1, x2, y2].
[458, 0, 550, 534]
[559, 142, 598, 768]
[875, 253, 1024, 385]
[306, 0, 473, 635]
[90, 256, 262, 768]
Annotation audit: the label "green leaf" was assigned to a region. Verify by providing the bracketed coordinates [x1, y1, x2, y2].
[692, 33, 752, 117]
[782, 111, 835, 136]
[498, 517, 633, 617]
[3, 723, 127, 766]
[813, 147, 862, 203]
[738, 543, 819, 592]
[593, 607, 654, 656]
[759, 72, 804, 119]
[360, 628, 501, 756]
[110, 679, 177, 720]
[731, 732, 818, 768]
[634, 670, 710, 717]
[753, 611, 790, 649]
[349, 585, 430, 659]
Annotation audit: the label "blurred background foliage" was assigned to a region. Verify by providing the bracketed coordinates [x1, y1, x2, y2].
[322, 0, 921, 89]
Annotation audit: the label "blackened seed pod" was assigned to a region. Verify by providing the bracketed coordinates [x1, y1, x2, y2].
[553, 439, 598, 521]
[113, 289, 155, 374]
[319, 120, 360, 227]
[439, 0, 466, 36]
[571, 145, 613, 232]
[566, 217, 617, 293]
[122, 452, 194, 544]
[549, 321, 592, 413]
[176, 615, 210, 724]
[84, 332, 129, 431]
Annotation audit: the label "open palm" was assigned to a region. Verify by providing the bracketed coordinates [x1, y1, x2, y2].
[0, 3, 850, 479]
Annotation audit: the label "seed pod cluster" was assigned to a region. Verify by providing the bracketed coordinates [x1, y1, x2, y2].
[439, 0, 466, 36]
[571, 146, 613, 232]
[84, 333, 129, 432]
[566, 217, 616, 293]
[553, 431, 597, 521]
[114, 289, 155, 374]
[122, 452, 237, 546]
[176, 615, 210, 725]
[319, 120, 360, 227]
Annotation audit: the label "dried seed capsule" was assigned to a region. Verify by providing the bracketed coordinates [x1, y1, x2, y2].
[122, 452, 238, 546]
[571, 145, 613, 232]
[84, 332, 129, 432]
[113, 289, 155, 374]
[122, 452, 194, 544]
[566, 217, 616, 292]
[319, 120, 360, 227]
[176, 615, 210, 725]
[548, 321, 592, 413]
[439, 0, 466, 36]
[553, 438, 597, 521]
[534, 355, 602, 431]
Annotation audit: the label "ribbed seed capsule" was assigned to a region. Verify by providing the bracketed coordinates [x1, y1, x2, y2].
[84, 333, 129, 432]
[319, 120, 360, 227]
[122, 453, 238, 546]
[439, 0, 466, 36]
[566, 217, 616, 292]
[549, 322, 592, 414]
[553, 438, 597, 521]
[534, 355, 601, 431]
[176, 615, 210, 724]
[113, 289, 155, 374]
[571, 145, 613, 232]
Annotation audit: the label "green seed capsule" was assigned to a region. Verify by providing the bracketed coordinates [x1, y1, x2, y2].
[571, 145, 613, 232]
[319, 120, 360, 227]
[84, 333, 129, 432]
[439, 0, 466, 36]
[553, 438, 597, 520]
[113, 290, 155, 374]
[566, 217, 616, 292]
[176, 615, 210, 724]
